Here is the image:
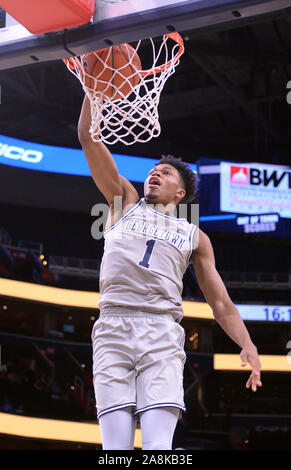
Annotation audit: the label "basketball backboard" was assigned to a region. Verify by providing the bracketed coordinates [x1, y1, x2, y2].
[0, 0, 290, 71]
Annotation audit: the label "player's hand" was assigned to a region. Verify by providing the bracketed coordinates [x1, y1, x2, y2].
[240, 345, 262, 392]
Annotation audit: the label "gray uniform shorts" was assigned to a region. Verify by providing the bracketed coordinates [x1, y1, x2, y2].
[91, 305, 186, 420]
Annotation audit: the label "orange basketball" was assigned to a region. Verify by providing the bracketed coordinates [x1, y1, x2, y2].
[82, 43, 141, 100]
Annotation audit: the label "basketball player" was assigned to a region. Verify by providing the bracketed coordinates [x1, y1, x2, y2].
[78, 95, 262, 450]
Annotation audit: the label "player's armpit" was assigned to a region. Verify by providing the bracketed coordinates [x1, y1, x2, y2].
[119, 175, 140, 207]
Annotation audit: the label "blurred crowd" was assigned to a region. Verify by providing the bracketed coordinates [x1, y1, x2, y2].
[0, 347, 95, 420]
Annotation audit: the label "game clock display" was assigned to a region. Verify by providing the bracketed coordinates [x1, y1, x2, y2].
[263, 307, 291, 322]
[237, 305, 291, 322]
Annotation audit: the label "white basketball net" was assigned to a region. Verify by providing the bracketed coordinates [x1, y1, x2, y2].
[63, 33, 184, 145]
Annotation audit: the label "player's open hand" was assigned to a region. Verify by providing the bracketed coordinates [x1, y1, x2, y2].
[240, 345, 262, 392]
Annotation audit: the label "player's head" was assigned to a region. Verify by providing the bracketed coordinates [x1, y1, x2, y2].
[144, 155, 199, 207]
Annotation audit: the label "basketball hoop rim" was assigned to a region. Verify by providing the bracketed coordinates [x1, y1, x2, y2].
[62, 32, 184, 76]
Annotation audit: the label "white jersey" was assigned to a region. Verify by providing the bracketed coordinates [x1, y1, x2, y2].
[98, 197, 197, 322]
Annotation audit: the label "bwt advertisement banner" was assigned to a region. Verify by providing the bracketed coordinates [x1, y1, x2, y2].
[220, 162, 291, 219]
[198, 158, 291, 238]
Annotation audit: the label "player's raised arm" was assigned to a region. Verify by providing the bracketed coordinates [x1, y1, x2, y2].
[78, 94, 139, 206]
[191, 229, 262, 392]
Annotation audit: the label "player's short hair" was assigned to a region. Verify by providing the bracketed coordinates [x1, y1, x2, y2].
[155, 155, 199, 204]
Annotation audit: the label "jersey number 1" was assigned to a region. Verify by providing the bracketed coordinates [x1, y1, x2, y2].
[139, 239, 156, 268]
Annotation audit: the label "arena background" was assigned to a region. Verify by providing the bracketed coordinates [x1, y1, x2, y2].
[0, 1, 291, 451]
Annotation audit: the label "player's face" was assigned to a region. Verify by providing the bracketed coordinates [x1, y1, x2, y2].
[144, 164, 185, 206]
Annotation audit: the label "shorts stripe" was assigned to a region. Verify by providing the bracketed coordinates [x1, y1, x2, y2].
[97, 402, 136, 419]
[133, 403, 186, 416]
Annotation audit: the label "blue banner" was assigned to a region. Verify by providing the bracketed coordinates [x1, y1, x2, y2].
[0, 134, 197, 182]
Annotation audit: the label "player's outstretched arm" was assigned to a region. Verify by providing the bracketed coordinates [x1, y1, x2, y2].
[78, 94, 139, 206]
[191, 229, 262, 392]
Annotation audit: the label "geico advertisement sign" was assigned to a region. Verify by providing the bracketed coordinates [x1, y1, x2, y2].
[230, 165, 291, 189]
[0, 143, 43, 163]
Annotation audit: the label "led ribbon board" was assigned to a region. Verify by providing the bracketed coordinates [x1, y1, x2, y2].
[0, 278, 290, 322]
[0, 134, 197, 181]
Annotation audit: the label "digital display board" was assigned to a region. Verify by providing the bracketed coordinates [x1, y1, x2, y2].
[0, 134, 197, 182]
[236, 305, 291, 322]
[198, 157, 291, 238]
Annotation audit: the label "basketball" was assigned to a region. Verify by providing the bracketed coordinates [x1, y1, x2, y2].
[82, 43, 142, 100]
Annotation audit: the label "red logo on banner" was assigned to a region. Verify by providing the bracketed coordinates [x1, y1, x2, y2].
[230, 166, 249, 184]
